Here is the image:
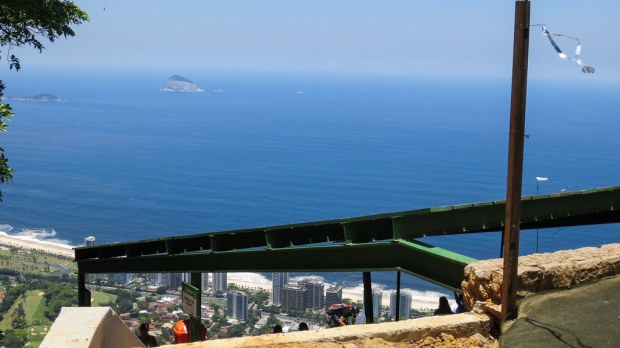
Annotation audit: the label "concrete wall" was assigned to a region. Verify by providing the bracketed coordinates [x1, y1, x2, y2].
[40, 307, 144, 348]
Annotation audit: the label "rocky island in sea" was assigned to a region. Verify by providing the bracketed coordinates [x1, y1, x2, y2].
[160, 75, 204, 92]
[1, 93, 65, 102]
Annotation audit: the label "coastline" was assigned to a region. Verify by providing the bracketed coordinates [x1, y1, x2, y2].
[0, 232, 74, 259]
[0, 233, 442, 311]
[228, 273, 440, 311]
[0, 232, 441, 311]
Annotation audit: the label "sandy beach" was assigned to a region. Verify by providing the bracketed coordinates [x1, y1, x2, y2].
[228, 273, 440, 311]
[0, 232, 74, 259]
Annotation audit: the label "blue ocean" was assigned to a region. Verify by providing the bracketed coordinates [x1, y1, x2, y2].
[1, 69, 619, 298]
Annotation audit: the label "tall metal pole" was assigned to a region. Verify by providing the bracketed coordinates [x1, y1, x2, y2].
[190, 272, 202, 342]
[501, 0, 530, 320]
[77, 272, 90, 307]
[395, 271, 401, 321]
[536, 179, 540, 253]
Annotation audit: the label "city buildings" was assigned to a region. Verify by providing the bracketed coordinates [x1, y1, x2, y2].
[325, 284, 342, 308]
[150, 273, 169, 286]
[213, 272, 227, 293]
[226, 290, 248, 321]
[299, 279, 324, 310]
[170, 273, 182, 289]
[389, 290, 412, 320]
[272, 272, 289, 305]
[202, 272, 209, 290]
[372, 289, 382, 319]
[281, 284, 305, 311]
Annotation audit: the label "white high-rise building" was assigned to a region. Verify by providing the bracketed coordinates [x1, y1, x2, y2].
[272, 272, 289, 305]
[389, 291, 412, 320]
[372, 289, 383, 319]
[202, 273, 209, 290]
[226, 290, 248, 321]
[172, 273, 209, 291]
[170, 273, 182, 289]
[213, 272, 227, 293]
[151, 273, 171, 286]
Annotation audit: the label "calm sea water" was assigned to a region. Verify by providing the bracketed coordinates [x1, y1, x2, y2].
[1, 69, 619, 296]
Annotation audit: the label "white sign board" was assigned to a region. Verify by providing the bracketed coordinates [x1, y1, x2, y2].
[182, 282, 200, 318]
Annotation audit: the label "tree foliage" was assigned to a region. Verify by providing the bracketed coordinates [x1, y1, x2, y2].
[11, 303, 26, 329]
[265, 313, 281, 327]
[0, 329, 26, 347]
[249, 289, 269, 309]
[227, 323, 245, 338]
[0, 284, 27, 319]
[41, 282, 78, 320]
[0, 0, 88, 200]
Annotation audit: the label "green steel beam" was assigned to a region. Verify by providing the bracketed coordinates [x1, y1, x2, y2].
[73, 186, 619, 289]
[77, 240, 477, 290]
[75, 185, 620, 263]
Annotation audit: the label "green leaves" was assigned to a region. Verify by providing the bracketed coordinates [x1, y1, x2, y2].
[9, 55, 19, 71]
[0, 0, 89, 53]
[0, 84, 14, 201]
[0, 1, 88, 201]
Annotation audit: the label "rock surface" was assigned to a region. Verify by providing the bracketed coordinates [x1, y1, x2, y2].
[160, 75, 204, 92]
[461, 243, 620, 320]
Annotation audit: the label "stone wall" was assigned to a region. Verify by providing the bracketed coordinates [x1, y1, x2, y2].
[461, 243, 620, 320]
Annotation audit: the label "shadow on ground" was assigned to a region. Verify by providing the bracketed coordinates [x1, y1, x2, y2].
[500, 275, 619, 347]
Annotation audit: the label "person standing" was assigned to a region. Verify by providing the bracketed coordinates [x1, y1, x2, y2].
[434, 296, 454, 315]
[138, 323, 159, 347]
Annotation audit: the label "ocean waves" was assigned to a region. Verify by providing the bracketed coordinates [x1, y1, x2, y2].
[0, 224, 74, 249]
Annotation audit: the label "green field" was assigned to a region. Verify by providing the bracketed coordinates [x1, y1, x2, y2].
[0, 290, 58, 347]
[23, 291, 52, 347]
[0, 248, 76, 276]
[24, 290, 50, 325]
[91, 290, 117, 306]
[0, 247, 79, 347]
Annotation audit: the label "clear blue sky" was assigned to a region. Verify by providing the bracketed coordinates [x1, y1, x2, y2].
[12, 0, 620, 81]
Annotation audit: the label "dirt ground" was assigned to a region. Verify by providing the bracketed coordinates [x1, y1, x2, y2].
[223, 333, 499, 348]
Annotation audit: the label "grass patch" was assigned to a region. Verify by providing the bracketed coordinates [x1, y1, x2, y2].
[204, 297, 227, 308]
[23, 290, 51, 327]
[26, 332, 46, 347]
[23, 291, 45, 324]
[91, 290, 117, 306]
[0, 249, 76, 276]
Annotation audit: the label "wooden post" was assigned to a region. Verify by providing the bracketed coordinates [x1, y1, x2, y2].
[502, 0, 531, 320]
[363, 272, 373, 323]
